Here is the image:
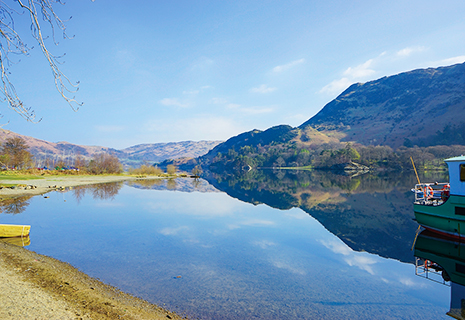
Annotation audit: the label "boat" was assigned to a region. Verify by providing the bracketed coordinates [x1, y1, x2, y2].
[0, 224, 31, 238]
[414, 230, 465, 319]
[413, 155, 465, 238]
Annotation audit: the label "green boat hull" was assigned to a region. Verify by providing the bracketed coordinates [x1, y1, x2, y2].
[414, 195, 465, 238]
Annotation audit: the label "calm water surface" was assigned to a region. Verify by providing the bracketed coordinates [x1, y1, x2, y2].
[0, 172, 452, 319]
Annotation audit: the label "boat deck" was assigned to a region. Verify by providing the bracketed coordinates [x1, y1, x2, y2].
[413, 182, 449, 206]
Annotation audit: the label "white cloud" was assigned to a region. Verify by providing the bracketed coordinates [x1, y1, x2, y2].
[396, 46, 426, 57]
[159, 98, 190, 108]
[273, 58, 305, 72]
[435, 55, 465, 66]
[320, 239, 378, 275]
[319, 77, 352, 95]
[252, 240, 276, 249]
[398, 277, 415, 287]
[320, 58, 377, 95]
[250, 84, 277, 93]
[159, 226, 189, 236]
[398, 277, 428, 288]
[272, 259, 306, 275]
[319, 239, 351, 256]
[343, 59, 375, 79]
[344, 255, 377, 275]
[319, 48, 433, 96]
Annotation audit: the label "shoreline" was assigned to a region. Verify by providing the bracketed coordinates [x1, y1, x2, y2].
[0, 175, 187, 320]
[0, 174, 167, 198]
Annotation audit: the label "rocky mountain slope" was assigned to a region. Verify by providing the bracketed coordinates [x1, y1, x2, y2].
[300, 62, 465, 148]
[0, 130, 222, 166]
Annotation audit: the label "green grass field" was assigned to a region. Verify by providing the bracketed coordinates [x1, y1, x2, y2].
[0, 172, 44, 181]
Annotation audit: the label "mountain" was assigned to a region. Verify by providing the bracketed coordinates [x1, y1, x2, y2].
[0, 129, 123, 159]
[190, 62, 465, 173]
[0, 130, 222, 166]
[300, 62, 465, 148]
[121, 141, 222, 163]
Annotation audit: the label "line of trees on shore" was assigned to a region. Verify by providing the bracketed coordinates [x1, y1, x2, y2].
[206, 140, 465, 172]
[4, 135, 465, 177]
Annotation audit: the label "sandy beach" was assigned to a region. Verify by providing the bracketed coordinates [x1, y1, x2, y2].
[0, 175, 186, 320]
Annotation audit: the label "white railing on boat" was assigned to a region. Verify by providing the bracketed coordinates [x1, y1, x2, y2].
[415, 257, 450, 286]
[412, 182, 450, 206]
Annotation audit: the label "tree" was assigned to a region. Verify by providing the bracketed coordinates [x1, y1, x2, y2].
[166, 164, 177, 175]
[0, 0, 82, 121]
[191, 165, 202, 176]
[0, 136, 32, 168]
[73, 153, 86, 170]
[87, 153, 122, 174]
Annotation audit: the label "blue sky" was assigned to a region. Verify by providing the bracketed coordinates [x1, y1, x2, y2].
[3, 0, 465, 149]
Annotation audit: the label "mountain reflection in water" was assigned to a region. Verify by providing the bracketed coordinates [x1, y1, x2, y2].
[80, 170, 448, 264]
[204, 169, 448, 263]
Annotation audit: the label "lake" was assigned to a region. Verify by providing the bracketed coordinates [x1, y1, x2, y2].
[0, 170, 454, 319]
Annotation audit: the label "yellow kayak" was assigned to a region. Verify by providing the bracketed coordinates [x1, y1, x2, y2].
[0, 224, 31, 238]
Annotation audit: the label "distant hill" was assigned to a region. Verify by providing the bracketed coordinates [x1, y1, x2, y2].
[0, 129, 123, 159]
[300, 62, 465, 148]
[0, 130, 222, 166]
[121, 141, 222, 163]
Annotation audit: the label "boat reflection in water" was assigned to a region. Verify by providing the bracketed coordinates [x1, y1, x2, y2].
[0, 235, 30, 246]
[414, 230, 465, 319]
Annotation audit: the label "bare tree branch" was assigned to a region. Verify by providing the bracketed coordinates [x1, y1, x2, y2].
[0, 0, 81, 122]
